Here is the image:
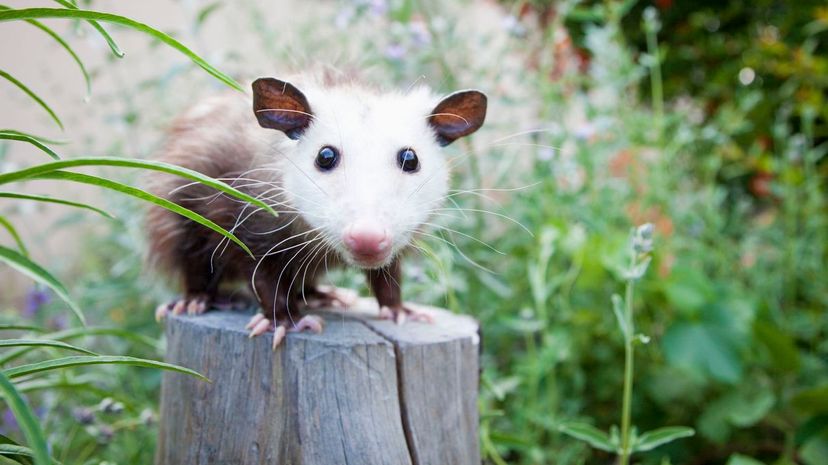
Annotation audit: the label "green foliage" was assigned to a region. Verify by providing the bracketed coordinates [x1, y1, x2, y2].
[1, 0, 826, 464]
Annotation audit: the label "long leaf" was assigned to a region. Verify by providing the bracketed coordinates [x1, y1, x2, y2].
[0, 193, 114, 219]
[0, 130, 65, 145]
[0, 434, 32, 465]
[0, 246, 84, 325]
[31, 171, 254, 257]
[0, 132, 60, 160]
[0, 70, 63, 130]
[0, 5, 90, 96]
[633, 426, 694, 452]
[0, 8, 242, 91]
[558, 421, 619, 453]
[0, 339, 96, 356]
[0, 326, 42, 333]
[0, 216, 28, 256]
[51, 0, 122, 57]
[4, 355, 209, 382]
[0, 327, 158, 365]
[0, 157, 278, 217]
[0, 372, 51, 465]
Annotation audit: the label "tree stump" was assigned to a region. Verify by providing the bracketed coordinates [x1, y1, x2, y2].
[155, 300, 480, 465]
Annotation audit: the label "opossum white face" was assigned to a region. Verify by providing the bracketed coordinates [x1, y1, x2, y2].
[252, 78, 486, 269]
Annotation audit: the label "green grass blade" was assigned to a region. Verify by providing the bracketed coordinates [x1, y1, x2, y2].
[0, 5, 90, 97]
[0, 327, 158, 365]
[0, 325, 43, 332]
[0, 339, 97, 356]
[0, 192, 114, 219]
[0, 8, 241, 90]
[0, 70, 63, 131]
[0, 372, 51, 465]
[0, 246, 85, 325]
[32, 171, 254, 257]
[0, 132, 60, 160]
[0, 157, 278, 217]
[0, 130, 66, 145]
[51, 0, 122, 57]
[4, 355, 209, 382]
[0, 216, 28, 256]
[0, 434, 33, 465]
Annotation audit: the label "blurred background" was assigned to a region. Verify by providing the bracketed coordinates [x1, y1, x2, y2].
[0, 0, 826, 464]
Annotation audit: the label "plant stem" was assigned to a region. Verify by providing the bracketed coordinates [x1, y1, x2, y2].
[645, 19, 663, 142]
[619, 252, 637, 465]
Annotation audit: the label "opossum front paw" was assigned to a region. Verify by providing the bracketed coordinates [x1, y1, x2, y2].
[378, 304, 435, 325]
[154, 295, 210, 322]
[304, 285, 359, 309]
[245, 314, 325, 350]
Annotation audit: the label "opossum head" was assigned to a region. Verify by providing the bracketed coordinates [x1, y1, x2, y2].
[252, 77, 486, 269]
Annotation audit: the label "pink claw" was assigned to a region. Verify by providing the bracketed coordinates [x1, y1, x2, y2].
[271, 325, 287, 350]
[155, 304, 169, 322]
[379, 306, 395, 320]
[292, 315, 324, 333]
[249, 318, 272, 337]
[187, 299, 206, 315]
[245, 313, 265, 330]
[171, 300, 187, 315]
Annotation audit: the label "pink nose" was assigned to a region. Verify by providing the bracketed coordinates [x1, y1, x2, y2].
[343, 220, 391, 258]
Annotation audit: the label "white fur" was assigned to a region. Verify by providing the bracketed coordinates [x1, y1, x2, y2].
[267, 81, 449, 268]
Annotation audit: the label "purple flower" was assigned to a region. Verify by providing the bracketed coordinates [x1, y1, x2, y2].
[369, 0, 387, 16]
[384, 43, 407, 60]
[1, 408, 19, 434]
[23, 288, 51, 318]
[409, 21, 431, 47]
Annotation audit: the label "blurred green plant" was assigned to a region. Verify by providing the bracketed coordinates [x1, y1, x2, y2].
[559, 224, 694, 462]
[0, 2, 266, 464]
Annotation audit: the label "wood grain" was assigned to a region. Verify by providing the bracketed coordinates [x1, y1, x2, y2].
[156, 302, 479, 465]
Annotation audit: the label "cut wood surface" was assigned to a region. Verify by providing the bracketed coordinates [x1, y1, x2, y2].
[155, 300, 480, 465]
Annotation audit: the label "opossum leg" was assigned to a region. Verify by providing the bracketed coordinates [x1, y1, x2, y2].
[303, 284, 359, 309]
[367, 258, 433, 325]
[249, 269, 324, 349]
[155, 259, 224, 321]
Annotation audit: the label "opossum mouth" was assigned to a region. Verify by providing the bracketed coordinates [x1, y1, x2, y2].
[347, 250, 393, 269]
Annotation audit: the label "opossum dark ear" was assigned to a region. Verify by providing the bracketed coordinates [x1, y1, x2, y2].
[252, 78, 313, 140]
[428, 90, 487, 146]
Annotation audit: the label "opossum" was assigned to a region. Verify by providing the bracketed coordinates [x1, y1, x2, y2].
[148, 73, 486, 348]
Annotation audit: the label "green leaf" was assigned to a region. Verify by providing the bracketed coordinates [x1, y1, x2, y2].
[611, 293, 629, 340]
[558, 421, 618, 453]
[0, 132, 60, 160]
[0, 156, 278, 217]
[3, 355, 209, 382]
[30, 171, 254, 257]
[0, 130, 66, 145]
[0, 216, 28, 256]
[0, 325, 43, 332]
[0, 70, 63, 130]
[726, 453, 766, 465]
[0, 326, 158, 365]
[792, 385, 828, 415]
[0, 8, 242, 91]
[0, 372, 51, 465]
[0, 246, 85, 325]
[195, 1, 223, 30]
[0, 192, 114, 219]
[0, 434, 33, 465]
[0, 5, 90, 96]
[634, 426, 694, 452]
[51, 0, 123, 57]
[754, 320, 801, 373]
[0, 339, 96, 356]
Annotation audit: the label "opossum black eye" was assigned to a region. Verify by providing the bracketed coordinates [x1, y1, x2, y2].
[315, 146, 339, 171]
[397, 148, 419, 173]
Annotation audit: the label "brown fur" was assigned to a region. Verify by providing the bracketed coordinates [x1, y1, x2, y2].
[146, 92, 339, 321]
